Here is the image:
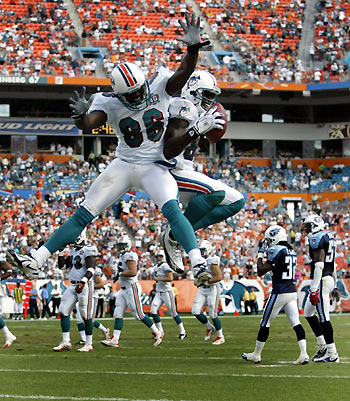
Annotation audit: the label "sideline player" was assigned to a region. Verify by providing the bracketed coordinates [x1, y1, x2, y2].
[101, 237, 163, 348]
[150, 251, 187, 340]
[160, 71, 245, 273]
[0, 261, 16, 348]
[192, 240, 225, 345]
[242, 225, 309, 365]
[302, 214, 339, 363]
[53, 231, 97, 352]
[7, 14, 212, 280]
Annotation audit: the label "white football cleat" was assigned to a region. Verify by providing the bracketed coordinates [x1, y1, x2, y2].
[178, 332, 187, 340]
[3, 334, 16, 348]
[314, 353, 339, 363]
[311, 347, 327, 361]
[153, 331, 163, 347]
[101, 336, 119, 348]
[205, 327, 216, 342]
[294, 354, 309, 365]
[242, 352, 261, 364]
[78, 344, 93, 352]
[53, 341, 72, 352]
[159, 230, 184, 274]
[212, 336, 225, 345]
[6, 250, 40, 279]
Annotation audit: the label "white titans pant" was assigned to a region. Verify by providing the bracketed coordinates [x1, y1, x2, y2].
[150, 290, 178, 317]
[59, 281, 94, 320]
[171, 168, 243, 206]
[14, 302, 23, 314]
[192, 283, 221, 319]
[304, 275, 335, 322]
[260, 292, 300, 328]
[82, 158, 179, 216]
[114, 282, 145, 320]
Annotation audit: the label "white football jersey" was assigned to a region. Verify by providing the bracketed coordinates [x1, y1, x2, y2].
[89, 66, 173, 164]
[93, 266, 103, 298]
[68, 245, 98, 282]
[118, 250, 139, 287]
[168, 97, 200, 170]
[153, 262, 173, 292]
[206, 255, 220, 286]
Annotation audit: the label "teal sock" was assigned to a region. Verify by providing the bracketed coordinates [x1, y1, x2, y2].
[84, 318, 93, 336]
[184, 191, 225, 226]
[44, 206, 94, 253]
[114, 318, 123, 331]
[152, 314, 161, 324]
[192, 197, 245, 231]
[212, 317, 222, 331]
[94, 320, 101, 329]
[77, 322, 85, 332]
[195, 312, 208, 324]
[162, 199, 197, 253]
[141, 315, 154, 328]
[61, 316, 70, 333]
[174, 315, 182, 325]
[0, 317, 5, 329]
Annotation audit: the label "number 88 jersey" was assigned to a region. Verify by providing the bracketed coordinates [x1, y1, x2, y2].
[68, 245, 98, 282]
[266, 245, 297, 294]
[89, 66, 174, 164]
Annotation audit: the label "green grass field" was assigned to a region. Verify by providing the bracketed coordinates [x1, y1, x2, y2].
[0, 313, 349, 401]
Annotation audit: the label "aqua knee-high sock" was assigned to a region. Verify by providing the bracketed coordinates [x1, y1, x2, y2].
[77, 322, 85, 332]
[174, 315, 182, 324]
[141, 315, 154, 328]
[194, 312, 208, 324]
[192, 197, 245, 231]
[184, 191, 225, 226]
[162, 199, 197, 253]
[61, 316, 70, 333]
[114, 318, 123, 331]
[44, 206, 94, 253]
[94, 320, 101, 329]
[212, 317, 222, 331]
[84, 318, 93, 336]
[152, 314, 161, 324]
[0, 317, 5, 329]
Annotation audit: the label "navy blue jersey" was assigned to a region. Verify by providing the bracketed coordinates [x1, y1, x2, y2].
[308, 230, 335, 279]
[266, 244, 297, 294]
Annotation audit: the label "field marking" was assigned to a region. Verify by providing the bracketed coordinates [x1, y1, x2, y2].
[1, 368, 350, 379]
[0, 395, 185, 401]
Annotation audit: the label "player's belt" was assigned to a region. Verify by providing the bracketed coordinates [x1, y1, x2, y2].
[121, 287, 126, 290]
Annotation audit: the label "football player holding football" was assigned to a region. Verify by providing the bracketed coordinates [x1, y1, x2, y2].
[6, 14, 212, 281]
[302, 214, 339, 363]
[0, 261, 16, 348]
[102, 237, 163, 347]
[53, 231, 97, 352]
[242, 225, 309, 365]
[160, 70, 245, 275]
[191, 240, 225, 345]
[150, 251, 187, 340]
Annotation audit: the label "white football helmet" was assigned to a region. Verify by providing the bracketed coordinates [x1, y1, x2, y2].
[155, 250, 165, 263]
[117, 236, 132, 253]
[302, 214, 325, 236]
[110, 62, 150, 111]
[74, 229, 87, 249]
[199, 240, 212, 259]
[264, 225, 287, 247]
[182, 70, 221, 114]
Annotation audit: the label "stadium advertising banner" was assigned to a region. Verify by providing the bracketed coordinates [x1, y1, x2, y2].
[0, 120, 79, 136]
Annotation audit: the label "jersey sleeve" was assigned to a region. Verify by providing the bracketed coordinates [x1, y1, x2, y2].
[124, 251, 138, 262]
[94, 267, 102, 276]
[88, 92, 110, 115]
[308, 232, 325, 250]
[162, 263, 173, 273]
[85, 245, 98, 257]
[208, 255, 220, 266]
[266, 245, 285, 265]
[168, 97, 198, 129]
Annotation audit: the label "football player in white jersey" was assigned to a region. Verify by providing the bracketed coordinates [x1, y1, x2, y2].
[160, 71, 245, 276]
[102, 237, 163, 348]
[191, 240, 225, 345]
[75, 267, 110, 344]
[53, 231, 97, 352]
[7, 14, 213, 283]
[0, 261, 16, 348]
[150, 251, 187, 340]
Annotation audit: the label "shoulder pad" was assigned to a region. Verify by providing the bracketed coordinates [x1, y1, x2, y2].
[266, 245, 286, 261]
[168, 97, 198, 127]
[124, 251, 138, 261]
[207, 255, 220, 266]
[85, 245, 98, 257]
[308, 231, 327, 249]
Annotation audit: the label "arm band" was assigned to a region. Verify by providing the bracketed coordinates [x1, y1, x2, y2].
[310, 261, 324, 292]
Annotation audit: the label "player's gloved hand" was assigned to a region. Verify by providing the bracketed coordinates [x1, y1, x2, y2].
[193, 107, 225, 136]
[69, 87, 94, 120]
[331, 287, 340, 302]
[75, 277, 88, 294]
[194, 271, 212, 287]
[257, 239, 266, 259]
[177, 13, 210, 53]
[309, 288, 320, 305]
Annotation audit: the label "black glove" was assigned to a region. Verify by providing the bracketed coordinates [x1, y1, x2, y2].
[69, 87, 94, 120]
[75, 281, 85, 294]
[331, 287, 340, 302]
[177, 13, 210, 53]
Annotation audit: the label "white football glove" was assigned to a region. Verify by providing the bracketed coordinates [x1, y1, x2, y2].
[193, 107, 225, 137]
[177, 13, 210, 52]
[194, 271, 212, 287]
[69, 87, 95, 120]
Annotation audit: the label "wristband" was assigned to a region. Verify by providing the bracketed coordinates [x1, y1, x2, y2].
[58, 251, 65, 257]
[187, 128, 199, 138]
[257, 252, 264, 259]
[72, 112, 86, 121]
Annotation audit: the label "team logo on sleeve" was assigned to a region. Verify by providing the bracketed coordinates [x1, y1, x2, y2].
[179, 104, 191, 116]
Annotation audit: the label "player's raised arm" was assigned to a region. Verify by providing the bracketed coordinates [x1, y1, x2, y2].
[165, 13, 210, 96]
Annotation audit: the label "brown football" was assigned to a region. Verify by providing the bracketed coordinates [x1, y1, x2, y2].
[205, 102, 228, 144]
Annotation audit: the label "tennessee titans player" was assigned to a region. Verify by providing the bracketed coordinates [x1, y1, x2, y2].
[242, 225, 309, 365]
